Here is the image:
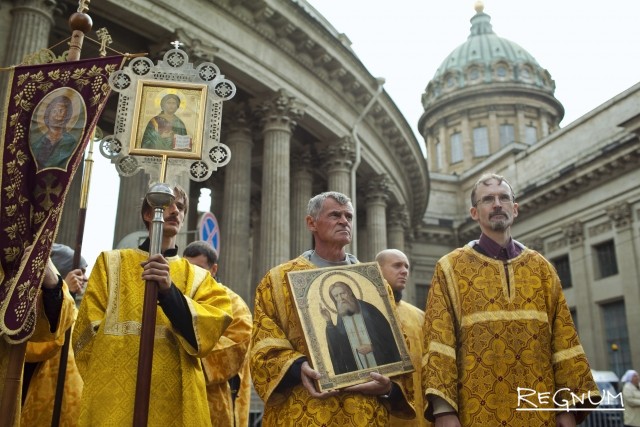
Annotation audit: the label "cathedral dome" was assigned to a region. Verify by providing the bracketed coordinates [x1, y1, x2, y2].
[422, 2, 557, 109]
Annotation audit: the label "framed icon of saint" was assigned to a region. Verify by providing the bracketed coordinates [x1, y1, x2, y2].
[129, 80, 207, 160]
[287, 262, 414, 391]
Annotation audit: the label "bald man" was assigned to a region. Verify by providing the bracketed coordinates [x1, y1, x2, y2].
[376, 249, 430, 427]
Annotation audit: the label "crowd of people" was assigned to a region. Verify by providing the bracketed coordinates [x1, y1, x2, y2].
[3, 173, 629, 426]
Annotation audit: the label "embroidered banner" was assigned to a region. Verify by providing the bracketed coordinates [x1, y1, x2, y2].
[0, 55, 125, 343]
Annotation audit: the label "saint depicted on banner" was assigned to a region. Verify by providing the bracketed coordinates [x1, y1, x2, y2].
[0, 55, 126, 343]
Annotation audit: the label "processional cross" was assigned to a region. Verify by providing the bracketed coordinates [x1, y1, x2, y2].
[100, 41, 236, 426]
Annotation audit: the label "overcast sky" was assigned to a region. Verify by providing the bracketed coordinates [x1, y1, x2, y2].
[80, 0, 640, 273]
[308, 0, 640, 139]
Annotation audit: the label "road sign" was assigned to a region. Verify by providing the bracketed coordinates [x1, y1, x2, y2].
[198, 212, 220, 254]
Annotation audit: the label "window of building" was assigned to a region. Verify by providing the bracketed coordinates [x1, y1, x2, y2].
[520, 66, 531, 81]
[447, 75, 456, 88]
[594, 240, 619, 279]
[450, 132, 463, 163]
[499, 124, 514, 147]
[602, 300, 631, 375]
[525, 125, 537, 145]
[468, 67, 480, 81]
[552, 255, 572, 289]
[415, 283, 430, 309]
[473, 126, 489, 157]
[496, 64, 507, 78]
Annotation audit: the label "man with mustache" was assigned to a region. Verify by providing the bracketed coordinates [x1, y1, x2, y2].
[250, 191, 415, 426]
[73, 185, 232, 426]
[321, 281, 400, 375]
[422, 173, 599, 427]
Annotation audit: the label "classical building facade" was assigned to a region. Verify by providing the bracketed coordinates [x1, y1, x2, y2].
[412, 4, 640, 376]
[2, 0, 638, 383]
[0, 0, 429, 309]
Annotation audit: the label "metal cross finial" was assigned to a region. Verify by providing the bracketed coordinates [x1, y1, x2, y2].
[77, 0, 90, 13]
[170, 40, 184, 50]
[96, 28, 112, 57]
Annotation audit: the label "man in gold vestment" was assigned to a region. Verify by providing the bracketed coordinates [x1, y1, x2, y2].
[21, 244, 87, 426]
[376, 249, 430, 427]
[250, 191, 415, 426]
[183, 240, 253, 427]
[422, 174, 599, 427]
[73, 186, 232, 426]
[1, 258, 76, 427]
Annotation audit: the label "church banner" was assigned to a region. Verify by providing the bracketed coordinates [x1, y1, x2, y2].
[287, 262, 414, 391]
[0, 55, 126, 343]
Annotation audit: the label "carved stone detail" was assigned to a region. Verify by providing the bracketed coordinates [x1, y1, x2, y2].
[319, 136, 356, 170]
[388, 205, 409, 230]
[562, 221, 583, 246]
[364, 174, 390, 205]
[527, 236, 544, 252]
[252, 89, 305, 132]
[588, 222, 612, 237]
[606, 202, 632, 229]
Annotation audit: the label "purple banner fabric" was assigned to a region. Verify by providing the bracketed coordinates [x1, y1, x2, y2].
[0, 55, 125, 343]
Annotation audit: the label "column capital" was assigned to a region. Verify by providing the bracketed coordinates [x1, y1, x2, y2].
[364, 174, 390, 205]
[223, 101, 253, 131]
[526, 236, 544, 253]
[319, 136, 356, 170]
[252, 89, 305, 133]
[12, 0, 58, 15]
[291, 145, 313, 173]
[606, 202, 632, 229]
[388, 205, 409, 229]
[562, 220, 583, 246]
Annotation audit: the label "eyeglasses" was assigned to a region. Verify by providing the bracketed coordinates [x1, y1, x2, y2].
[473, 194, 514, 207]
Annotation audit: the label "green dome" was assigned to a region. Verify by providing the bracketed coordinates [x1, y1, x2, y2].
[423, 4, 556, 108]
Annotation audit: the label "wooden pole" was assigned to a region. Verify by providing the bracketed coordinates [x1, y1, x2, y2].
[133, 183, 174, 426]
[49, 4, 93, 424]
[0, 341, 28, 427]
[67, 1, 92, 62]
[51, 133, 95, 427]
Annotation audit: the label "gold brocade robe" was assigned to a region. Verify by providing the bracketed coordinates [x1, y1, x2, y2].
[422, 245, 599, 426]
[0, 281, 76, 427]
[390, 301, 431, 427]
[250, 256, 415, 427]
[201, 284, 252, 427]
[73, 249, 232, 427]
[21, 314, 83, 426]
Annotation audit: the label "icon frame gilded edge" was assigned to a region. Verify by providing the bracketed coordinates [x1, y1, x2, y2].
[287, 262, 414, 392]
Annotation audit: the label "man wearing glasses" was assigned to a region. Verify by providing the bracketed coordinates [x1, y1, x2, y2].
[422, 173, 599, 427]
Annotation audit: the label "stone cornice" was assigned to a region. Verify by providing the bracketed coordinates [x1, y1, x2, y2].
[211, 0, 429, 225]
[517, 135, 640, 219]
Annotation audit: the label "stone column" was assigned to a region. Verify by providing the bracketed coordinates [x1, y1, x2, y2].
[606, 202, 639, 368]
[0, 0, 57, 117]
[250, 205, 261, 308]
[564, 221, 600, 364]
[252, 89, 305, 278]
[387, 205, 408, 251]
[321, 136, 355, 195]
[357, 221, 369, 262]
[291, 147, 313, 256]
[219, 102, 254, 304]
[515, 104, 526, 143]
[364, 175, 389, 262]
[113, 173, 149, 248]
[438, 126, 448, 173]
